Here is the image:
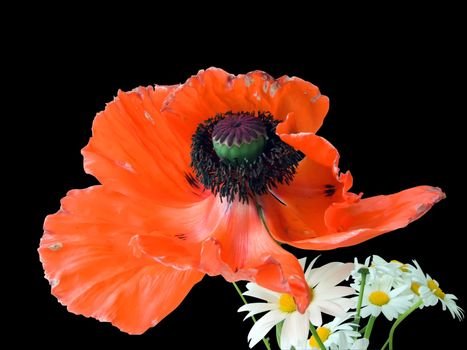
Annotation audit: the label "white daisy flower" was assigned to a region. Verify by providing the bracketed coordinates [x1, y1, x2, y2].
[360, 275, 413, 321]
[409, 260, 464, 320]
[306, 313, 360, 350]
[332, 332, 369, 350]
[351, 256, 410, 290]
[371, 256, 411, 287]
[239, 257, 355, 349]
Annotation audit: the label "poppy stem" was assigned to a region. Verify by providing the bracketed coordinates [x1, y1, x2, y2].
[232, 282, 272, 350]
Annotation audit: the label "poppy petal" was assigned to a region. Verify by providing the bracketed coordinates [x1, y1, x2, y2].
[211, 201, 309, 312]
[318, 186, 445, 249]
[262, 133, 445, 249]
[82, 85, 205, 206]
[135, 194, 228, 242]
[266, 186, 444, 250]
[163, 67, 329, 143]
[135, 200, 311, 313]
[39, 186, 204, 334]
[261, 132, 353, 242]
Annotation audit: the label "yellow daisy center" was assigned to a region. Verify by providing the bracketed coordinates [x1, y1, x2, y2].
[427, 279, 438, 290]
[434, 288, 446, 300]
[427, 279, 446, 300]
[279, 293, 296, 313]
[411, 282, 421, 295]
[390, 259, 410, 272]
[369, 291, 390, 306]
[309, 327, 331, 347]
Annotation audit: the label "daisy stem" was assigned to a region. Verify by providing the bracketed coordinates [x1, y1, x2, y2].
[309, 323, 327, 350]
[232, 282, 272, 350]
[380, 299, 423, 350]
[363, 315, 376, 339]
[354, 267, 369, 329]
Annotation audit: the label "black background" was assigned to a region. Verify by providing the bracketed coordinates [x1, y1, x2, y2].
[21, 57, 464, 349]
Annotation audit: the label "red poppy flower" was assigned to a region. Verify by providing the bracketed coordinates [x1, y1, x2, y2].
[39, 68, 444, 334]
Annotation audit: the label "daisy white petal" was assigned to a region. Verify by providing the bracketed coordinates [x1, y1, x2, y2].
[378, 275, 393, 291]
[390, 284, 411, 298]
[351, 338, 370, 350]
[305, 259, 356, 323]
[381, 305, 398, 320]
[281, 311, 309, 350]
[306, 258, 334, 285]
[332, 297, 356, 311]
[316, 300, 348, 318]
[314, 285, 355, 300]
[359, 304, 373, 318]
[247, 310, 286, 348]
[298, 257, 307, 270]
[238, 303, 278, 320]
[308, 304, 323, 327]
[304, 255, 320, 279]
[243, 283, 280, 303]
[316, 263, 354, 288]
[443, 294, 465, 320]
[391, 295, 413, 314]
